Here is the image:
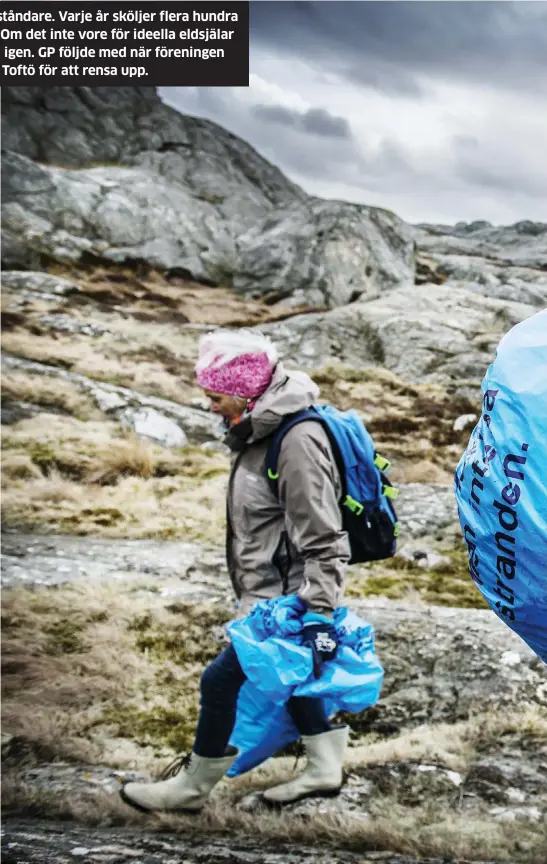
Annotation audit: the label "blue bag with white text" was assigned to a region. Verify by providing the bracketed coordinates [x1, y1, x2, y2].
[225, 595, 384, 776]
[454, 309, 547, 663]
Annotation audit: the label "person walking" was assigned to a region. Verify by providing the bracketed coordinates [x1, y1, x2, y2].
[121, 329, 350, 813]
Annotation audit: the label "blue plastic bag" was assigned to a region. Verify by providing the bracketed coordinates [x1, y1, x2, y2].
[225, 595, 384, 776]
[454, 309, 547, 663]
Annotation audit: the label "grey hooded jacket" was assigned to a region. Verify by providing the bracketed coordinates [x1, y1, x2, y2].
[225, 362, 350, 617]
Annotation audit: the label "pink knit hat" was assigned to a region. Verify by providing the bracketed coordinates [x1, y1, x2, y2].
[195, 329, 277, 399]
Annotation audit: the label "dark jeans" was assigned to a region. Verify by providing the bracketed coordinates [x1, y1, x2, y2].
[193, 643, 331, 758]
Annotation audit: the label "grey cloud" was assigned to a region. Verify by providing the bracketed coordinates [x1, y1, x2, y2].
[252, 104, 352, 139]
[302, 107, 350, 139]
[452, 136, 547, 199]
[159, 84, 547, 222]
[160, 87, 363, 184]
[250, 1, 547, 95]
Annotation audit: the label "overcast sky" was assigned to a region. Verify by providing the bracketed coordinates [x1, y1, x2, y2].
[159, 1, 547, 226]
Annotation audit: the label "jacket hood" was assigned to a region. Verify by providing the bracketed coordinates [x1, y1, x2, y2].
[248, 362, 320, 442]
[224, 362, 320, 450]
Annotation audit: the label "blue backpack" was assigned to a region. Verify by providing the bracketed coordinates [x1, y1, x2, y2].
[265, 404, 399, 564]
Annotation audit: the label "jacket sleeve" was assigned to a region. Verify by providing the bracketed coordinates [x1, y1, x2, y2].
[276, 422, 350, 615]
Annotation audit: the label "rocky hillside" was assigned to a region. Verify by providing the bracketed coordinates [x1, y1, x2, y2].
[1, 87, 546, 864]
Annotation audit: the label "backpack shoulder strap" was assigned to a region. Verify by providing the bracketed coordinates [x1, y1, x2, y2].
[265, 407, 325, 497]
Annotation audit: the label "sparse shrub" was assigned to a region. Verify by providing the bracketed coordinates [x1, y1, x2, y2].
[1, 454, 42, 483]
[86, 437, 156, 485]
[43, 618, 88, 655]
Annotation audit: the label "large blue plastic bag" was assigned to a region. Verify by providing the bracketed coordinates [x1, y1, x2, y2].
[454, 309, 547, 663]
[225, 596, 384, 776]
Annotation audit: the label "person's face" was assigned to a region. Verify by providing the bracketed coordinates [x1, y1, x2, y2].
[204, 390, 247, 422]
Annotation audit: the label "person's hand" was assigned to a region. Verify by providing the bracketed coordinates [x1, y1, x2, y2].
[301, 612, 338, 678]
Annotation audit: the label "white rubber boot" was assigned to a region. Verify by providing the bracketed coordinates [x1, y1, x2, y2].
[120, 747, 238, 813]
[262, 726, 348, 805]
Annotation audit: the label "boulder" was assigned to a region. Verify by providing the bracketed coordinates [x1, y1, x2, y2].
[395, 483, 458, 539]
[414, 220, 547, 270]
[1, 153, 416, 306]
[2, 86, 418, 305]
[1, 152, 237, 285]
[1, 86, 305, 216]
[233, 199, 415, 308]
[260, 284, 537, 382]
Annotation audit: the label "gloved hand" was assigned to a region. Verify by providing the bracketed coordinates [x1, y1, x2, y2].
[301, 612, 338, 678]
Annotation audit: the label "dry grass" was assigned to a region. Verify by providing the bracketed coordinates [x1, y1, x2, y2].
[2, 579, 546, 862]
[1, 329, 200, 404]
[43, 263, 322, 326]
[1, 452, 44, 482]
[1, 471, 228, 542]
[1, 413, 229, 541]
[85, 437, 156, 484]
[1, 582, 231, 766]
[2, 466, 229, 543]
[349, 706, 547, 772]
[4, 287, 478, 486]
[1, 370, 99, 420]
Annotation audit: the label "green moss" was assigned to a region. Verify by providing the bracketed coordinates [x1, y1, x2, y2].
[27, 443, 58, 472]
[102, 703, 198, 752]
[100, 604, 232, 752]
[128, 612, 154, 632]
[62, 507, 124, 527]
[129, 603, 231, 666]
[195, 192, 226, 205]
[88, 610, 109, 623]
[347, 548, 489, 609]
[43, 617, 88, 655]
[348, 575, 406, 601]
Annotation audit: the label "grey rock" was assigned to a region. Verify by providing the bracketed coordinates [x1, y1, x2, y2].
[2, 87, 418, 304]
[423, 255, 547, 308]
[39, 314, 109, 337]
[1, 86, 307, 284]
[0, 533, 229, 603]
[453, 413, 477, 432]
[260, 284, 537, 382]
[260, 744, 546, 824]
[414, 220, 547, 270]
[1, 86, 305, 212]
[353, 596, 545, 733]
[1, 152, 238, 286]
[1, 400, 45, 425]
[396, 484, 458, 539]
[0, 820, 483, 864]
[234, 199, 415, 308]
[119, 407, 188, 448]
[2, 153, 416, 307]
[1, 270, 81, 296]
[2, 353, 222, 446]
[410, 224, 547, 319]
